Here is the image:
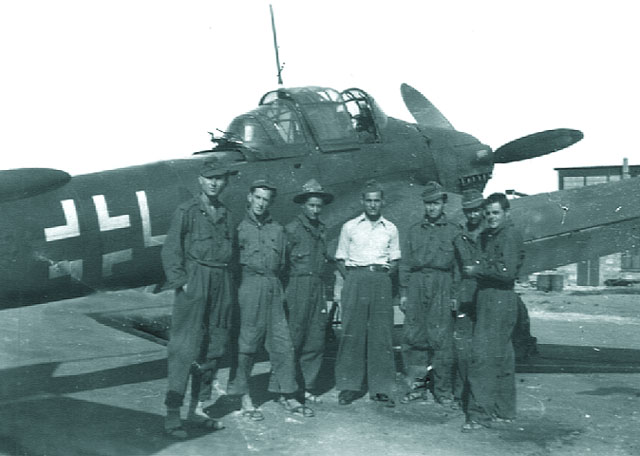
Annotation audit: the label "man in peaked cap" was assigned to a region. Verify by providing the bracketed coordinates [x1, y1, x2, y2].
[451, 188, 485, 410]
[160, 156, 238, 438]
[229, 179, 312, 420]
[334, 179, 401, 407]
[284, 179, 334, 404]
[399, 181, 460, 407]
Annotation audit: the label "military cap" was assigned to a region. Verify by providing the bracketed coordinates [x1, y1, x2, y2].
[200, 156, 239, 178]
[250, 179, 278, 193]
[361, 179, 384, 196]
[461, 188, 484, 209]
[422, 181, 447, 202]
[293, 178, 334, 204]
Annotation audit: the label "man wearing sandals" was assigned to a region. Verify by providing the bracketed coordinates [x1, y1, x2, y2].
[284, 179, 334, 404]
[399, 181, 460, 407]
[228, 179, 314, 420]
[461, 193, 524, 432]
[334, 180, 401, 407]
[161, 156, 237, 438]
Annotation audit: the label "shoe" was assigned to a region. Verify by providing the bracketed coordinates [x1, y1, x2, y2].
[338, 390, 358, 405]
[370, 393, 395, 407]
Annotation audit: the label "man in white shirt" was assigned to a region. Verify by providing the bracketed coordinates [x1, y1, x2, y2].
[334, 180, 401, 406]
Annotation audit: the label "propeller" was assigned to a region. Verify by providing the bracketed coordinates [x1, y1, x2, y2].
[401, 83, 584, 164]
[400, 83, 454, 130]
[493, 129, 584, 163]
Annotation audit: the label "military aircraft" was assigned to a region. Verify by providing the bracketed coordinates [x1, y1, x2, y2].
[1, 82, 637, 308]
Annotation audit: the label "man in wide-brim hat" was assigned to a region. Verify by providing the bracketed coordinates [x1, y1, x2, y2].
[284, 179, 334, 406]
[292, 179, 334, 205]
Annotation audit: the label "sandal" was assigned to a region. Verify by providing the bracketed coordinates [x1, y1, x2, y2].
[190, 417, 225, 430]
[277, 396, 315, 417]
[461, 421, 486, 433]
[304, 391, 323, 404]
[241, 408, 265, 421]
[400, 391, 428, 404]
[164, 426, 188, 439]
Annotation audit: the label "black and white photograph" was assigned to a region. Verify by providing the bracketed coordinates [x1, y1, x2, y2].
[1, 1, 639, 455]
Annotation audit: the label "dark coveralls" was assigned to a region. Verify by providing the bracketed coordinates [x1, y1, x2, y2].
[162, 194, 234, 408]
[452, 223, 482, 405]
[284, 214, 328, 394]
[467, 223, 524, 424]
[400, 215, 460, 401]
[231, 211, 298, 395]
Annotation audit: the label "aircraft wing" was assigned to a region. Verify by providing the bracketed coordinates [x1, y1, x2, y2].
[510, 178, 640, 274]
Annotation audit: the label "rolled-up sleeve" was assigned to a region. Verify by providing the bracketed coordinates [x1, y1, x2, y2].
[334, 223, 350, 261]
[388, 225, 401, 261]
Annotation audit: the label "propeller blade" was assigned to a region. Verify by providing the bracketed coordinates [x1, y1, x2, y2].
[0, 168, 71, 203]
[493, 128, 583, 164]
[401, 83, 454, 130]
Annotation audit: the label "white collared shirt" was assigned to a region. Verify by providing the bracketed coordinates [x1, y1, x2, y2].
[335, 213, 401, 266]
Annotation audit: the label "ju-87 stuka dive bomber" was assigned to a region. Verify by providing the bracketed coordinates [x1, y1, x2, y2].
[1, 82, 638, 308]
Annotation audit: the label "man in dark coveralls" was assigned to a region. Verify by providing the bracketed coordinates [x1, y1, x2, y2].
[230, 180, 312, 420]
[399, 181, 460, 406]
[161, 156, 237, 438]
[285, 179, 334, 403]
[462, 192, 524, 432]
[334, 179, 401, 407]
[452, 188, 485, 410]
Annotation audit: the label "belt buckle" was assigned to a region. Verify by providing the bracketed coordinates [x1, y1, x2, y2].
[368, 265, 376, 272]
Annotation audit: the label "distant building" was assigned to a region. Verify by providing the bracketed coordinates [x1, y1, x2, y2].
[554, 158, 640, 286]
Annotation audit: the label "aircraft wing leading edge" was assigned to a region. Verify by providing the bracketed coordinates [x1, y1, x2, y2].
[510, 178, 640, 274]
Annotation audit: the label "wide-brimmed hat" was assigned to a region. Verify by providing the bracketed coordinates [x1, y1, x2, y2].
[422, 181, 447, 202]
[200, 156, 239, 178]
[293, 179, 334, 204]
[461, 188, 484, 209]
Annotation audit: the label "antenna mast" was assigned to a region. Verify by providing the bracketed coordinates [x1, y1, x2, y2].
[270, 4, 284, 86]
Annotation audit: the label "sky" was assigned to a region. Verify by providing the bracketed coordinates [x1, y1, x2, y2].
[1, 0, 638, 195]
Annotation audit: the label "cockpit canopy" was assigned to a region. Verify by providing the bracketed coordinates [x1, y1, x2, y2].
[218, 86, 387, 160]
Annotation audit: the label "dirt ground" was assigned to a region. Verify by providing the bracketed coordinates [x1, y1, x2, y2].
[1, 285, 639, 456]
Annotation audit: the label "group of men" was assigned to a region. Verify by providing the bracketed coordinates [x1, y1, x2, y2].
[160, 155, 525, 438]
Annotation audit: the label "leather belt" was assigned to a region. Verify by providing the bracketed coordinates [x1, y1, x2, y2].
[243, 267, 278, 277]
[290, 271, 321, 277]
[188, 257, 228, 268]
[347, 264, 389, 273]
[410, 265, 449, 273]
